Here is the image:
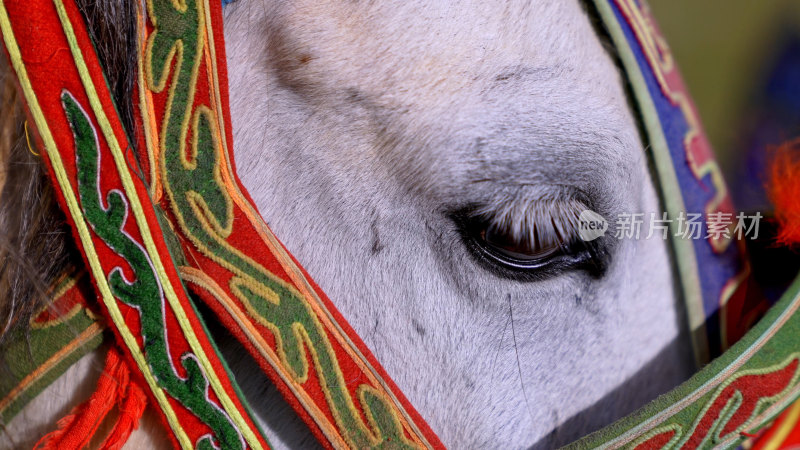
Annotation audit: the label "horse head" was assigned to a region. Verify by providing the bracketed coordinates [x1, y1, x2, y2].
[223, 1, 693, 446]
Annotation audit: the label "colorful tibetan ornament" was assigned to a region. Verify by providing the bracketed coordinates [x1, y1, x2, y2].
[0, 0, 443, 448]
[132, 0, 443, 447]
[0, 0, 271, 447]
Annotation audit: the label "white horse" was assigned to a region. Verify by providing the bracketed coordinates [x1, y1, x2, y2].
[3, 0, 695, 448]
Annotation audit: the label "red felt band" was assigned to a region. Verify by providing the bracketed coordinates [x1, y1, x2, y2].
[1, 0, 269, 447]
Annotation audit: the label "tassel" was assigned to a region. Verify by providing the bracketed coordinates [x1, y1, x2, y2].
[768, 138, 800, 246]
[99, 380, 147, 450]
[34, 347, 147, 450]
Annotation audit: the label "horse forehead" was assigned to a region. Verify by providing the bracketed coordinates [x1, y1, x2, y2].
[258, 0, 637, 204]
[271, 0, 604, 82]
[267, 0, 623, 130]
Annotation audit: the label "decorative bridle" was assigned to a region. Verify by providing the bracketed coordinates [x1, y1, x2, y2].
[0, 0, 798, 448]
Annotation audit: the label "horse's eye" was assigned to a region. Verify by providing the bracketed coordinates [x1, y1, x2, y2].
[453, 210, 605, 281]
[481, 226, 562, 262]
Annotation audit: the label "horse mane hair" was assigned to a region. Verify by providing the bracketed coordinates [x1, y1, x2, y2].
[0, 0, 137, 344]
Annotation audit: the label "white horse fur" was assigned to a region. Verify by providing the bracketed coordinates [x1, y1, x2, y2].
[4, 0, 696, 448]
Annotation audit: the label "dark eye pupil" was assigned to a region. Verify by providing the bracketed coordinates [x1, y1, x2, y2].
[481, 227, 563, 261]
[450, 206, 607, 280]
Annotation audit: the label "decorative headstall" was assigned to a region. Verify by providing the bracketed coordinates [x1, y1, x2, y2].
[0, 0, 798, 448]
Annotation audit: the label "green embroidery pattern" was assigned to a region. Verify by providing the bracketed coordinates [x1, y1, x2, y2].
[64, 91, 243, 450]
[145, 0, 417, 446]
[0, 273, 103, 424]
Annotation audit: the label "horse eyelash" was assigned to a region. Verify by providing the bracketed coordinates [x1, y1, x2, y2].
[472, 194, 587, 250]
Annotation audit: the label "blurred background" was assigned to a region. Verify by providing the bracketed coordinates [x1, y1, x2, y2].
[649, 0, 800, 212]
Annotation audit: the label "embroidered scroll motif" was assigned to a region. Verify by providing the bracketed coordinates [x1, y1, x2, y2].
[64, 91, 244, 450]
[0, 271, 103, 424]
[631, 355, 800, 449]
[138, 0, 442, 447]
[0, 0, 269, 445]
